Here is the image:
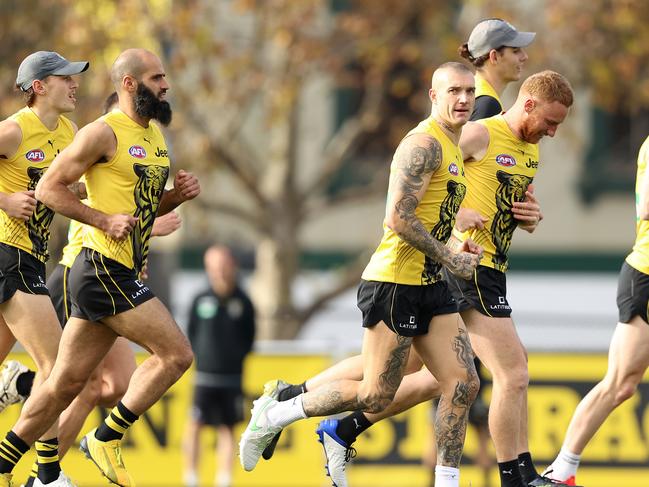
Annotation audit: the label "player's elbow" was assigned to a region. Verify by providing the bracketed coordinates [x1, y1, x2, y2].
[385, 212, 407, 235]
[639, 206, 649, 221]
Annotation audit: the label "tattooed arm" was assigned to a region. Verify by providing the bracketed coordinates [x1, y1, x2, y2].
[385, 133, 479, 280]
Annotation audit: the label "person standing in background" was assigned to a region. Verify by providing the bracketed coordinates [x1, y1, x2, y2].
[183, 246, 255, 487]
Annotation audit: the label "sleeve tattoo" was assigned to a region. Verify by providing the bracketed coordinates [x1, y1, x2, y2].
[392, 137, 455, 266]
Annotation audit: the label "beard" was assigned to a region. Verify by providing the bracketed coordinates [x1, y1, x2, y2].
[134, 83, 172, 126]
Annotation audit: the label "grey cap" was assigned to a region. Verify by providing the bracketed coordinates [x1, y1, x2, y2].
[16, 51, 89, 91]
[467, 19, 536, 59]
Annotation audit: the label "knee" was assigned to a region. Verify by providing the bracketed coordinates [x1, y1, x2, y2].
[54, 375, 89, 405]
[166, 345, 194, 379]
[493, 361, 529, 395]
[99, 377, 129, 408]
[357, 384, 396, 414]
[604, 375, 640, 407]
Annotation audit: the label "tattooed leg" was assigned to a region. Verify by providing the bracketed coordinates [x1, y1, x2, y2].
[413, 314, 479, 467]
[302, 323, 412, 416]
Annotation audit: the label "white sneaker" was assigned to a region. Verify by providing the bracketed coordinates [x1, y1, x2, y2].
[0, 361, 28, 412]
[316, 419, 356, 487]
[32, 472, 77, 486]
[239, 395, 283, 471]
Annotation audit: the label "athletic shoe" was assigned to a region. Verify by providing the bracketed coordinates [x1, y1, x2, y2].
[0, 361, 28, 412]
[529, 473, 579, 486]
[79, 428, 134, 487]
[261, 379, 291, 460]
[0, 473, 12, 487]
[239, 394, 283, 471]
[32, 472, 77, 487]
[316, 419, 356, 487]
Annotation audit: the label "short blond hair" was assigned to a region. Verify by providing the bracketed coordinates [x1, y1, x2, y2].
[521, 70, 574, 107]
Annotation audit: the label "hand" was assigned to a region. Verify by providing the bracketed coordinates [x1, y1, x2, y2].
[455, 208, 488, 232]
[173, 170, 200, 203]
[3, 191, 37, 221]
[103, 214, 138, 240]
[448, 251, 480, 280]
[151, 211, 182, 237]
[460, 237, 483, 259]
[512, 184, 542, 233]
[139, 263, 149, 280]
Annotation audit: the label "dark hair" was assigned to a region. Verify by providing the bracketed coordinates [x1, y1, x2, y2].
[458, 43, 505, 69]
[103, 91, 119, 114]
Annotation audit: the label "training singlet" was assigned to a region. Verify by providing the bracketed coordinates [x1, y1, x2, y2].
[82, 109, 169, 271]
[0, 107, 75, 262]
[474, 73, 501, 105]
[362, 117, 467, 285]
[59, 219, 84, 268]
[458, 115, 539, 272]
[626, 136, 649, 275]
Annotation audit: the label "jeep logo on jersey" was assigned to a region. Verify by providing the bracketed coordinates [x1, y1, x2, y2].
[496, 154, 516, 167]
[129, 145, 147, 159]
[25, 149, 45, 162]
[448, 162, 459, 176]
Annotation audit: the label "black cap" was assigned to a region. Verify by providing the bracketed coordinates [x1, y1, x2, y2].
[16, 51, 89, 92]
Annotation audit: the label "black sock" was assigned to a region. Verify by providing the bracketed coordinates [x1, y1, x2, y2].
[277, 382, 306, 401]
[16, 370, 35, 398]
[96, 401, 139, 442]
[498, 458, 526, 487]
[334, 411, 372, 445]
[518, 451, 539, 483]
[0, 430, 30, 473]
[36, 437, 60, 484]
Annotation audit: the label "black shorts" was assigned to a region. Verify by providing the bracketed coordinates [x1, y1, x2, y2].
[190, 385, 243, 427]
[69, 248, 155, 321]
[617, 261, 649, 324]
[47, 264, 71, 327]
[357, 279, 458, 337]
[444, 266, 512, 318]
[0, 243, 49, 303]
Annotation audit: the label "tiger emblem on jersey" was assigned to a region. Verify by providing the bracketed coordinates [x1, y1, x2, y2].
[26, 166, 55, 261]
[491, 170, 533, 269]
[131, 164, 169, 272]
[422, 179, 467, 284]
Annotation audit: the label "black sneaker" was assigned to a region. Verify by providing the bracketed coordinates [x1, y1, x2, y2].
[528, 474, 582, 487]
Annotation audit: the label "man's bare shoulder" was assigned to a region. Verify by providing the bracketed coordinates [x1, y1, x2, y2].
[0, 119, 23, 158]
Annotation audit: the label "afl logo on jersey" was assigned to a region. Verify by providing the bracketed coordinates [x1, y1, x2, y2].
[25, 149, 45, 162]
[129, 145, 147, 159]
[448, 162, 460, 176]
[496, 154, 516, 167]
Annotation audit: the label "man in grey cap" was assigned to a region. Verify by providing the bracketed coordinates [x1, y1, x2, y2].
[0, 50, 87, 487]
[459, 18, 536, 120]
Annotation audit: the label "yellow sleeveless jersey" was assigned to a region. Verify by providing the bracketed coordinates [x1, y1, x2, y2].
[59, 219, 84, 268]
[83, 109, 170, 271]
[475, 73, 501, 105]
[458, 115, 539, 272]
[362, 117, 467, 285]
[626, 136, 649, 274]
[0, 107, 75, 261]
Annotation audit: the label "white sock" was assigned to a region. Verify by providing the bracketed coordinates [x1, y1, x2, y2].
[434, 465, 459, 487]
[266, 393, 307, 428]
[548, 447, 581, 480]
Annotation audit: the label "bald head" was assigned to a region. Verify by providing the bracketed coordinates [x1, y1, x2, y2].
[205, 246, 238, 297]
[431, 62, 473, 90]
[110, 48, 159, 90]
[429, 62, 475, 132]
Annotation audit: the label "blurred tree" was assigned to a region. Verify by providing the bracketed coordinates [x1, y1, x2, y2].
[157, 0, 461, 339]
[7, 0, 649, 336]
